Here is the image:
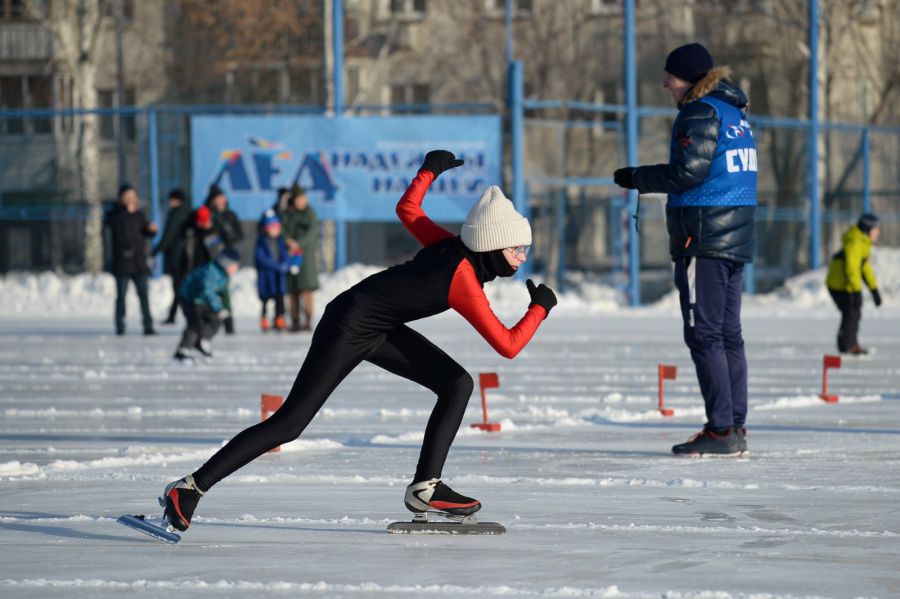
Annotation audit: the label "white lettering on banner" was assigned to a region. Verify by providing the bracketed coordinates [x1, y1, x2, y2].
[726, 148, 758, 173]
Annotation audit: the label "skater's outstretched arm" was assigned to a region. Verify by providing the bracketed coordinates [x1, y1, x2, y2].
[396, 150, 464, 247]
[448, 260, 547, 359]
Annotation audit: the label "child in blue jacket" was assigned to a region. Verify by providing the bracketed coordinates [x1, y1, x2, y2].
[173, 248, 240, 363]
[255, 210, 291, 331]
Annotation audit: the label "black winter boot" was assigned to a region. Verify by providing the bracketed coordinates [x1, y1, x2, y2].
[672, 428, 741, 456]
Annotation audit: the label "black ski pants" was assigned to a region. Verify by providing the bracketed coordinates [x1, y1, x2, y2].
[178, 299, 222, 351]
[114, 273, 153, 333]
[828, 289, 862, 352]
[192, 301, 474, 492]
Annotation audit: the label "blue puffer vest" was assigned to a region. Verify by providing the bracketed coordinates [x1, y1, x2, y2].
[632, 68, 757, 263]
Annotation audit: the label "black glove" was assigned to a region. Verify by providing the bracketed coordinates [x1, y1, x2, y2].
[421, 150, 464, 178]
[613, 167, 636, 190]
[526, 279, 557, 318]
[872, 288, 882, 307]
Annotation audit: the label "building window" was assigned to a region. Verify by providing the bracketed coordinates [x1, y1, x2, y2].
[390, 83, 429, 112]
[0, 76, 24, 134]
[0, 75, 54, 135]
[98, 90, 115, 140]
[390, 0, 426, 17]
[97, 87, 137, 142]
[1, 0, 27, 22]
[104, 0, 134, 21]
[27, 76, 53, 133]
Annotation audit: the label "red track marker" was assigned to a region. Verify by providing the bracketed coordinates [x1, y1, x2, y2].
[471, 372, 501, 432]
[261, 393, 285, 451]
[658, 364, 677, 416]
[819, 355, 841, 403]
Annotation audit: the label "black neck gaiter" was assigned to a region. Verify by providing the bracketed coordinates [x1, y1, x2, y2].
[460, 242, 516, 283]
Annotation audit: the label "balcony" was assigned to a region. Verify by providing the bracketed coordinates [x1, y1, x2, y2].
[0, 23, 53, 61]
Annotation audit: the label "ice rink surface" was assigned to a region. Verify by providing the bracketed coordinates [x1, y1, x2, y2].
[1, 304, 899, 598]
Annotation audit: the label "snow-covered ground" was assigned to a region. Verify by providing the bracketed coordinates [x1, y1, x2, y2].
[1, 254, 899, 598]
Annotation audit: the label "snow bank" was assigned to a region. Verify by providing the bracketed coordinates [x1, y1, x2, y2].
[2, 246, 898, 317]
[0, 263, 626, 318]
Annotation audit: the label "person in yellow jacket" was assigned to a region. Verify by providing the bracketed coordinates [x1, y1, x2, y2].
[825, 213, 882, 355]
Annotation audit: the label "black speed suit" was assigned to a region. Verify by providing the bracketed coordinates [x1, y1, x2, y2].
[192, 169, 547, 491]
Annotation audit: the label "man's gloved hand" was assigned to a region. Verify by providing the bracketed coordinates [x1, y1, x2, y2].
[217, 309, 230, 320]
[872, 288, 882, 307]
[613, 167, 636, 189]
[421, 150, 464, 178]
[526, 279, 557, 318]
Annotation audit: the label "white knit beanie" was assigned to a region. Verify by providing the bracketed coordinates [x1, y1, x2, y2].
[460, 186, 532, 252]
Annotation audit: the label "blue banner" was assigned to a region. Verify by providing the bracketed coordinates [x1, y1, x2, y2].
[190, 115, 502, 222]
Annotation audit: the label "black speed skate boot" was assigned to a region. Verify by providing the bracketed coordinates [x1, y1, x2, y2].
[672, 427, 741, 457]
[162, 475, 205, 531]
[404, 479, 481, 516]
[195, 339, 213, 358]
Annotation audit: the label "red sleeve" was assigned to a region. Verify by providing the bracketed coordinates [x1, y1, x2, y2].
[448, 259, 546, 359]
[395, 169, 455, 247]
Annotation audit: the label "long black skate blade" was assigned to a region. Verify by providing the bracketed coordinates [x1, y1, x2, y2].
[117, 514, 181, 544]
[387, 514, 505, 535]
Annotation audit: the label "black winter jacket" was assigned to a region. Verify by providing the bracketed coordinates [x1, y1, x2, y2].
[106, 203, 155, 275]
[151, 202, 192, 277]
[632, 68, 755, 263]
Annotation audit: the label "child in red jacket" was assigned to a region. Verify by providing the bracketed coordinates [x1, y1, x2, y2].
[161, 150, 557, 532]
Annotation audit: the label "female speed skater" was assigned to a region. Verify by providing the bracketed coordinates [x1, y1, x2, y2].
[161, 150, 558, 532]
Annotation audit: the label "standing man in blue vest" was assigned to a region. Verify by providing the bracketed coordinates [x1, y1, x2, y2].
[613, 43, 756, 456]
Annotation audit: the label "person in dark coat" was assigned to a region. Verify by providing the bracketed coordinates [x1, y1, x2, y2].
[151, 189, 192, 325]
[205, 185, 244, 334]
[106, 183, 158, 336]
[614, 43, 756, 456]
[255, 210, 290, 332]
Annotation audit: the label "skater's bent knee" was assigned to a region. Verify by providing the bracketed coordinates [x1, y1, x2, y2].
[445, 371, 474, 402]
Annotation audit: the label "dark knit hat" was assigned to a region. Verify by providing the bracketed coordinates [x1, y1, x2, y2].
[290, 183, 306, 198]
[857, 213, 879, 234]
[665, 43, 714, 83]
[206, 184, 225, 205]
[168, 188, 186, 202]
[118, 182, 135, 198]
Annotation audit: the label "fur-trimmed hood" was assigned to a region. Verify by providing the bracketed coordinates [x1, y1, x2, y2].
[678, 66, 748, 111]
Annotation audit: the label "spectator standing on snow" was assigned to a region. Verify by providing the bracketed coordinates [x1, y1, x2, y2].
[826, 213, 882, 355]
[281, 184, 319, 332]
[151, 189, 192, 325]
[205, 185, 244, 335]
[613, 43, 756, 456]
[255, 210, 290, 332]
[173, 248, 241, 364]
[106, 183, 158, 336]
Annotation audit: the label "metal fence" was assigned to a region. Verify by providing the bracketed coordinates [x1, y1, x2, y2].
[1, 101, 898, 302]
